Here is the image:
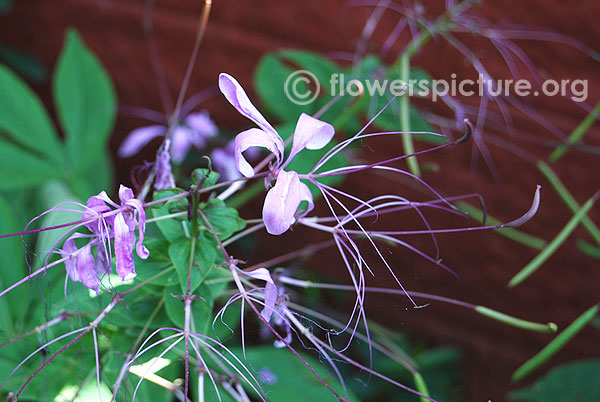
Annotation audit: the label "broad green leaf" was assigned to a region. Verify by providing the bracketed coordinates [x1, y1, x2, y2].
[0, 64, 63, 164]
[238, 346, 359, 401]
[168, 234, 216, 294]
[202, 199, 246, 240]
[53, 29, 116, 173]
[0, 139, 59, 189]
[71, 149, 114, 199]
[508, 360, 600, 402]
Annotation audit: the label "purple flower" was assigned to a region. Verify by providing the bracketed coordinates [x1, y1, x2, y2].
[218, 73, 331, 234]
[62, 185, 149, 291]
[154, 139, 176, 190]
[118, 111, 217, 163]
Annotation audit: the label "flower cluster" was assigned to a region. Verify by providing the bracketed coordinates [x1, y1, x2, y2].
[61, 185, 149, 292]
[118, 110, 217, 163]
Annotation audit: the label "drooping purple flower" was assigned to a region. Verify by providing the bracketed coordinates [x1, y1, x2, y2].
[218, 73, 332, 235]
[117, 110, 218, 163]
[61, 185, 149, 291]
[60, 237, 99, 293]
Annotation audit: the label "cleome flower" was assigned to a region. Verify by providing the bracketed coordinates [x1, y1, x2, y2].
[61, 185, 149, 292]
[218, 73, 333, 235]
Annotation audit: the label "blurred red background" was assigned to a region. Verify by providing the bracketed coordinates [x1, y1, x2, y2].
[1, 1, 599, 401]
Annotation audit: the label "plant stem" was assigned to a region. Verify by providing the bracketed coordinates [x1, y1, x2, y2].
[508, 192, 599, 287]
[549, 101, 600, 162]
[399, 55, 420, 177]
[537, 161, 600, 245]
[413, 372, 431, 402]
[474, 306, 557, 333]
[512, 304, 599, 381]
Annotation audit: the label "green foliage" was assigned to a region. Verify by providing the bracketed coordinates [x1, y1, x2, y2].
[509, 360, 600, 402]
[201, 198, 246, 240]
[54, 29, 116, 175]
[238, 346, 359, 401]
[0, 28, 114, 198]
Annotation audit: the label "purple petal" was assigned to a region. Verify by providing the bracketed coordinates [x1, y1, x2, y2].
[262, 170, 302, 235]
[118, 125, 166, 158]
[77, 243, 99, 292]
[114, 213, 137, 281]
[154, 141, 176, 190]
[289, 113, 335, 160]
[211, 147, 241, 181]
[218, 73, 277, 135]
[185, 111, 218, 144]
[244, 268, 277, 321]
[125, 199, 149, 259]
[234, 128, 283, 177]
[171, 126, 194, 163]
[61, 236, 79, 282]
[118, 185, 135, 204]
[83, 195, 113, 235]
[297, 181, 314, 218]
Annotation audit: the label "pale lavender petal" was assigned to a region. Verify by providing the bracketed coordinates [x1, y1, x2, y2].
[118, 125, 166, 158]
[289, 113, 335, 160]
[77, 243, 99, 292]
[262, 170, 301, 235]
[118, 185, 135, 204]
[297, 181, 314, 218]
[211, 147, 241, 181]
[171, 126, 193, 163]
[125, 199, 149, 259]
[114, 213, 137, 281]
[61, 236, 79, 282]
[234, 128, 283, 177]
[218, 73, 278, 138]
[154, 140, 176, 190]
[185, 111, 218, 145]
[244, 268, 278, 321]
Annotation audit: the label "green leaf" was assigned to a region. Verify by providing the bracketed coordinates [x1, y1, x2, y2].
[254, 53, 313, 123]
[53, 29, 116, 173]
[0, 196, 27, 332]
[168, 234, 216, 294]
[278, 49, 339, 90]
[151, 189, 188, 242]
[163, 284, 213, 333]
[192, 168, 220, 188]
[238, 346, 359, 401]
[0, 140, 59, 189]
[0, 64, 63, 164]
[202, 199, 246, 240]
[509, 360, 600, 402]
[34, 181, 83, 266]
